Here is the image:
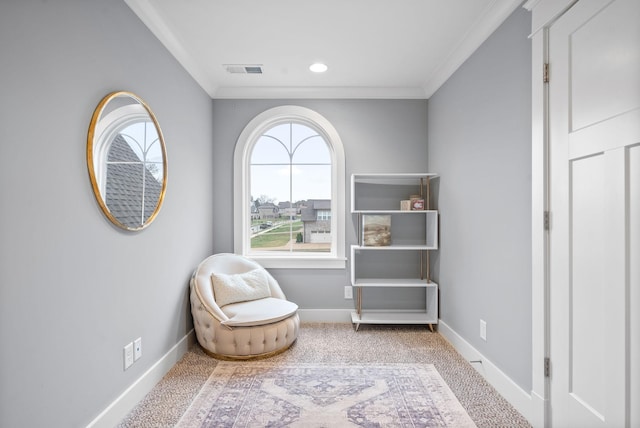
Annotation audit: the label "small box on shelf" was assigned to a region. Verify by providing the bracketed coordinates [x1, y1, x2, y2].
[410, 194, 424, 210]
[411, 199, 424, 210]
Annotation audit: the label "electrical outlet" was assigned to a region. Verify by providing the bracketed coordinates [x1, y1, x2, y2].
[124, 342, 134, 370]
[344, 286, 353, 299]
[134, 337, 142, 361]
[480, 320, 487, 341]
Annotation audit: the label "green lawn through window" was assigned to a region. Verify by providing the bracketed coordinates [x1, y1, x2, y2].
[251, 221, 303, 248]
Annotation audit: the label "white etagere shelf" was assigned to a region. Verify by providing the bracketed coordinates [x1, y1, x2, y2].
[350, 173, 439, 331]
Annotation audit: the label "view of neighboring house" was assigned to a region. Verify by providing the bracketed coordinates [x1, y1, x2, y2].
[300, 199, 331, 243]
[277, 201, 299, 219]
[251, 200, 306, 222]
[256, 202, 279, 220]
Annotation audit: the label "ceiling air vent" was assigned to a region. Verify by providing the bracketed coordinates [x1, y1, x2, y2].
[224, 64, 263, 74]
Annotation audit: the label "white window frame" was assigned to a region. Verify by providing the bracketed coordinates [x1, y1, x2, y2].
[233, 106, 346, 269]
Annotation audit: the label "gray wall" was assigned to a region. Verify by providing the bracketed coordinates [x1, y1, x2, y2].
[212, 99, 429, 310]
[0, 1, 214, 427]
[427, 7, 532, 390]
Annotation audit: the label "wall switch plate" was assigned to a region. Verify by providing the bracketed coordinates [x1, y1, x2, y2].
[124, 342, 134, 370]
[344, 286, 353, 299]
[133, 337, 142, 361]
[480, 320, 487, 341]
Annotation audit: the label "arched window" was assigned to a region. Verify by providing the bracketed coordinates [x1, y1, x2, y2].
[234, 106, 346, 268]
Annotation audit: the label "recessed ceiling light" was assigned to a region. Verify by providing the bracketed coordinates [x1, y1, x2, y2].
[309, 63, 328, 73]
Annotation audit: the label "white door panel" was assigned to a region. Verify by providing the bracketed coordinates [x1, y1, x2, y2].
[570, 0, 640, 131]
[549, 0, 639, 426]
[569, 154, 606, 419]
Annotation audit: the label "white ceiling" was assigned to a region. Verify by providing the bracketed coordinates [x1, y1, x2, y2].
[125, 0, 523, 99]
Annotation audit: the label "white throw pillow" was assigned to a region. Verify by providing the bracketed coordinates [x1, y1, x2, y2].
[211, 269, 271, 307]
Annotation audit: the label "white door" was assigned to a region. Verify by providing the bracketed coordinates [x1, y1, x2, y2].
[548, 0, 640, 426]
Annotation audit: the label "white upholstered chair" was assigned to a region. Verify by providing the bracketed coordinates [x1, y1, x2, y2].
[190, 253, 299, 359]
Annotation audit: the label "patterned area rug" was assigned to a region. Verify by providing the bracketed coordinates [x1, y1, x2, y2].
[177, 362, 477, 427]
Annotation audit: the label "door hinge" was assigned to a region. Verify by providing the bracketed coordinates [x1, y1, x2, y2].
[544, 211, 550, 231]
[543, 63, 550, 83]
[544, 357, 551, 377]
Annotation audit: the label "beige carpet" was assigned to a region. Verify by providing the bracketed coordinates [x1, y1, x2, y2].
[119, 323, 532, 427]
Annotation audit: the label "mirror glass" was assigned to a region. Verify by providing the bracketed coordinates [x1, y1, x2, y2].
[87, 91, 167, 231]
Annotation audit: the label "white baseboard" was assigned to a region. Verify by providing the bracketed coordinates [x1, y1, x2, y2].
[298, 308, 352, 322]
[438, 320, 534, 425]
[87, 329, 196, 428]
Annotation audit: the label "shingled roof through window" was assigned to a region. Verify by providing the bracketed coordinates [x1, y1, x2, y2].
[105, 134, 163, 228]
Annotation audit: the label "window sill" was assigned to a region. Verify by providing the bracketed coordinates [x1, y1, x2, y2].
[248, 255, 347, 269]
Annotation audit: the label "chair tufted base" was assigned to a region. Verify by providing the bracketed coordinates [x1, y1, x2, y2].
[199, 340, 297, 361]
[190, 281, 299, 359]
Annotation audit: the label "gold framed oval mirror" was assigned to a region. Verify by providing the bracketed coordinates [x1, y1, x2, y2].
[87, 91, 168, 231]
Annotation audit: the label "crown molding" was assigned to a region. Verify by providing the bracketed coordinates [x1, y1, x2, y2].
[212, 86, 428, 100]
[124, 0, 219, 96]
[422, 0, 524, 98]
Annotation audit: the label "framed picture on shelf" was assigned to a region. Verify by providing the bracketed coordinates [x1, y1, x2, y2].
[362, 214, 391, 246]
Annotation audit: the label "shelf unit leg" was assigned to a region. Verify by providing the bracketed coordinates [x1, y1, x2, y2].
[425, 176, 431, 283]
